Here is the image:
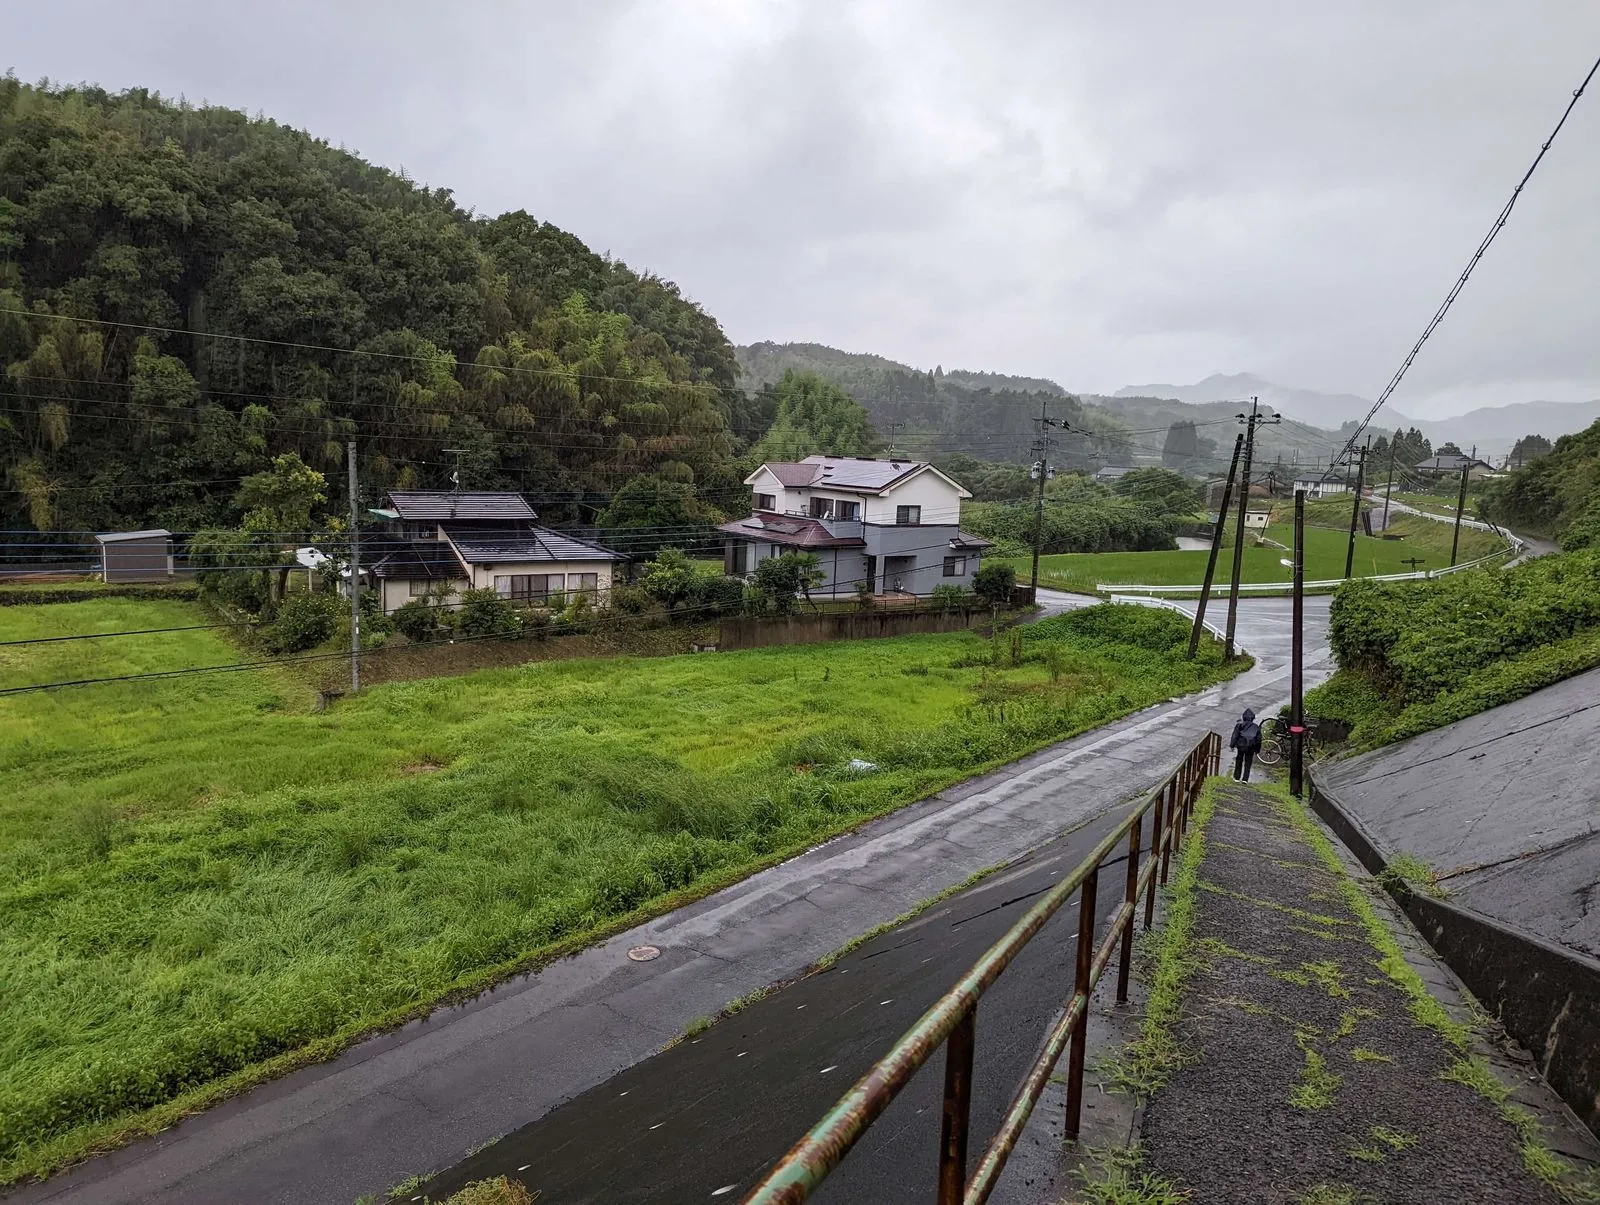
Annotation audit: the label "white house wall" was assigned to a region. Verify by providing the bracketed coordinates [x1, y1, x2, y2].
[861, 471, 963, 526]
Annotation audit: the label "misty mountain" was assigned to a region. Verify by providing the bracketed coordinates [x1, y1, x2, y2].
[1115, 372, 1406, 433]
[1115, 372, 1600, 459]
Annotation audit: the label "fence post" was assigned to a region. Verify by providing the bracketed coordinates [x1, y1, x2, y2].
[1159, 781, 1175, 885]
[937, 1006, 976, 1204]
[1065, 868, 1099, 1140]
[1145, 790, 1165, 923]
[1117, 814, 1142, 1003]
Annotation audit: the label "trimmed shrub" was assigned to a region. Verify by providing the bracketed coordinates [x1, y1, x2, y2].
[972, 561, 1015, 605]
[264, 592, 343, 653]
[455, 588, 523, 638]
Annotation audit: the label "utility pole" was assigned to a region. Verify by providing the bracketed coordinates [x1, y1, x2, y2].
[1224, 398, 1278, 660]
[1450, 462, 1470, 566]
[1381, 436, 1397, 531]
[884, 420, 903, 459]
[1289, 489, 1305, 798]
[1028, 400, 1060, 595]
[1188, 434, 1243, 660]
[347, 440, 360, 695]
[1343, 437, 1369, 579]
[443, 447, 468, 491]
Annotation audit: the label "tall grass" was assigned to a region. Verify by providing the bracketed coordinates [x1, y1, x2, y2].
[0, 599, 1240, 1177]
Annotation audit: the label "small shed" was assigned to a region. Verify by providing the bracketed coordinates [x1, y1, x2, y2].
[95, 529, 174, 582]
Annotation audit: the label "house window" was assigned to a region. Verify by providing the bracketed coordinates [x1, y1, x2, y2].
[408, 579, 433, 597]
[754, 493, 776, 511]
[896, 505, 921, 526]
[943, 556, 966, 577]
[810, 498, 861, 520]
[569, 572, 599, 598]
[494, 573, 564, 602]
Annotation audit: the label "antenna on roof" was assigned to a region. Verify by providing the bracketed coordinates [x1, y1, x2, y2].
[884, 420, 902, 459]
[442, 448, 468, 491]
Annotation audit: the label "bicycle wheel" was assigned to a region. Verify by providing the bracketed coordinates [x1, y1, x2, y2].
[1256, 737, 1285, 766]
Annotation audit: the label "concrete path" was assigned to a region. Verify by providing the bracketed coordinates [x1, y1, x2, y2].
[1130, 782, 1598, 1204]
[9, 600, 1331, 1205]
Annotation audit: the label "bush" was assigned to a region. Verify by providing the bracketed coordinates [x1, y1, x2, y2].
[455, 588, 523, 638]
[930, 584, 969, 612]
[1329, 550, 1600, 702]
[855, 580, 874, 611]
[608, 584, 653, 615]
[264, 591, 344, 653]
[392, 598, 447, 643]
[972, 561, 1016, 605]
[695, 574, 747, 617]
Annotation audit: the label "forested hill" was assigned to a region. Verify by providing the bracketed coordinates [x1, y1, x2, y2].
[736, 341, 1128, 465]
[0, 80, 752, 535]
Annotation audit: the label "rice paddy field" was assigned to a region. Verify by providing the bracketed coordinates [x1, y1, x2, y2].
[0, 595, 1242, 1181]
[1015, 512, 1507, 596]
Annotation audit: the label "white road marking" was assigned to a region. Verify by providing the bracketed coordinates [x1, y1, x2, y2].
[712, 1186, 738, 1196]
[879, 999, 893, 1005]
[517, 1165, 530, 1172]
[737, 1051, 748, 1057]
[650, 1122, 664, 1130]
[820, 1065, 837, 1074]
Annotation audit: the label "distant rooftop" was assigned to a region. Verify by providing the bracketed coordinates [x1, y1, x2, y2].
[752, 455, 969, 495]
[386, 491, 537, 522]
[444, 525, 626, 564]
[95, 529, 171, 543]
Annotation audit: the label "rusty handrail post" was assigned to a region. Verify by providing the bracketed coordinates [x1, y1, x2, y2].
[1116, 813, 1142, 1003]
[1158, 780, 1174, 885]
[1064, 867, 1099, 1140]
[1144, 788, 1165, 926]
[937, 1006, 976, 1204]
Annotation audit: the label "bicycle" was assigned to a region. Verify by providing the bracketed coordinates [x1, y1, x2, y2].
[1254, 715, 1319, 767]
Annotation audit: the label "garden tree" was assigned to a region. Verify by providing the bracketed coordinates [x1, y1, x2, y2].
[1436, 441, 1463, 457]
[638, 548, 700, 612]
[1509, 434, 1553, 467]
[751, 551, 825, 615]
[972, 561, 1016, 605]
[0, 80, 744, 535]
[234, 452, 328, 602]
[598, 475, 724, 557]
[750, 370, 879, 461]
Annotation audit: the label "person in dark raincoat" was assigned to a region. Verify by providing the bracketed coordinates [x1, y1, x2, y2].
[1229, 708, 1262, 782]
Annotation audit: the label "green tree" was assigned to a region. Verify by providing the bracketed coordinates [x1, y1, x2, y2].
[751, 371, 878, 461]
[1113, 467, 1201, 516]
[751, 551, 824, 615]
[639, 548, 700, 612]
[972, 561, 1016, 605]
[1509, 434, 1553, 468]
[235, 452, 327, 601]
[598, 476, 722, 557]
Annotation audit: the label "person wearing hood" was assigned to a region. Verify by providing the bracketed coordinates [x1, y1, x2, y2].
[1229, 708, 1262, 782]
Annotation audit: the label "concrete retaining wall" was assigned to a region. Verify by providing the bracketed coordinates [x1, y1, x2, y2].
[1309, 777, 1600, 1136]
[717, 608, 985, 650]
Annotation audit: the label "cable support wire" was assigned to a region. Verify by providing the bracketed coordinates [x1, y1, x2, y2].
[1325, 52, 1600, 477]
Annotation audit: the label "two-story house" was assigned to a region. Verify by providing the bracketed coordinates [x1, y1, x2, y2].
[718, 456, 991, 598]
[368, 490, 625, 613]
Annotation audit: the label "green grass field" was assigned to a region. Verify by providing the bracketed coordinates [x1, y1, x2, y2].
[1013, 513, 1507, 595]
[0, 596, 1243, 1180]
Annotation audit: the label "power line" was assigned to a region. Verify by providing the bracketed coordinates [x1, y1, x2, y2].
[1327, 51, 1600, 475]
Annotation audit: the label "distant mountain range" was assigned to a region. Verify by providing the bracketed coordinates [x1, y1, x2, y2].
[1116, 372, 1600, 457]
[737, 344, 1600, 468]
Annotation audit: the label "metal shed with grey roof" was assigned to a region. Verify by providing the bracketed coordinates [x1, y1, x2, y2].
[94, 529, 174, 582]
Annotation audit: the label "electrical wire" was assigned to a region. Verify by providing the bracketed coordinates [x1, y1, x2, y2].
[1326, 51, 1600, 476]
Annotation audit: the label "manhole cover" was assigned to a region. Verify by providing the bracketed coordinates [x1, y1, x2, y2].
[627, 945, 661, 962]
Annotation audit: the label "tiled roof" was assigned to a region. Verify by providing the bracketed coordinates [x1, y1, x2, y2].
[386, 491, 537, 521]
[717, 514, 867, 549]
[1415, 455, 1494, 473]
[445, 525, 626, 564]
[370, 540, 464, 581]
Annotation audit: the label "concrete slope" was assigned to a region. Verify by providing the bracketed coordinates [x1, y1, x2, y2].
[1314, 664, 1600, 959]
[9, 599, 1329, 1205]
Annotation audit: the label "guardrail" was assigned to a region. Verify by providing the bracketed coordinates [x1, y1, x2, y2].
[742, 732, 1222, 1205]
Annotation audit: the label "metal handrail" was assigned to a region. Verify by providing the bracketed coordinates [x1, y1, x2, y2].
[742, 732, 1222, 1204]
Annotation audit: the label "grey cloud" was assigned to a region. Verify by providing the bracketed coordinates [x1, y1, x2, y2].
[3, 0, 1599, 416]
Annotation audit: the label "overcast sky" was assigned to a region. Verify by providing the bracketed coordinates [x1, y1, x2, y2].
[5, 1, 1599, 418]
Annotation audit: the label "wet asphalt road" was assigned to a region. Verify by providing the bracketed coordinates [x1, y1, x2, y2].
[420, 807, 1146, 1204]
